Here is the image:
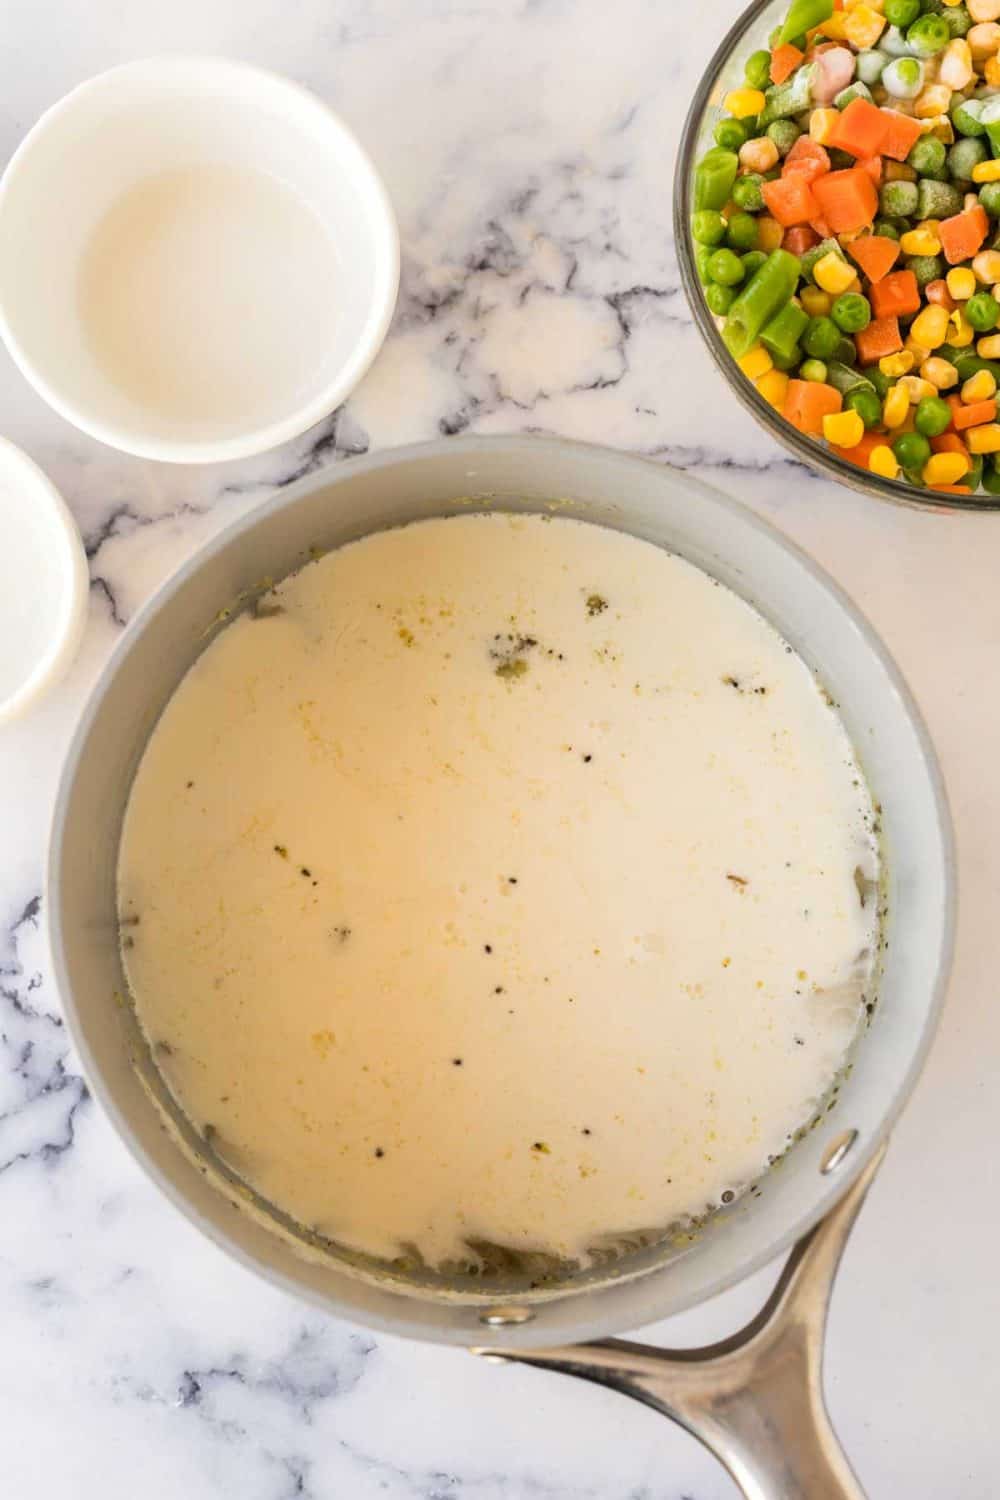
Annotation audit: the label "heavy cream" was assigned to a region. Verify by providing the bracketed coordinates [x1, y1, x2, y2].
[118, 513, 878, 1270]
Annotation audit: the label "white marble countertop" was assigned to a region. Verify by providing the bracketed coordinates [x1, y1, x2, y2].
[1, 2, 997, 1495]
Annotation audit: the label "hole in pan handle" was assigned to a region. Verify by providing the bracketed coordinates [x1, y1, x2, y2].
[472, 1140, 887, 1500]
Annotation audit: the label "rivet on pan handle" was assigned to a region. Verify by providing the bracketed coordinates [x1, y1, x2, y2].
[473, 1142, 887, 1500]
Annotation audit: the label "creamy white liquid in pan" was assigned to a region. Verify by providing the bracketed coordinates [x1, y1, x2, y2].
[119, 514, 879, 1270]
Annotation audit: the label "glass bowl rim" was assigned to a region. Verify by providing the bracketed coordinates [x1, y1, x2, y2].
[672, 0, 1000, 514]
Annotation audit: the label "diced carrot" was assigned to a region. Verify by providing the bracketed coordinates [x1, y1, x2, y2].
[927, 484, 972, 494]
[770, 42, 803, 85]
[931, 433, 970, 463]
[762, 174, 819, 227]
[880, 110, 923, 163]
[829, 431, 885, 468]
[783, 379, 843, 435]
[939, 205, 989, 266]
[854, 316, 903, 364]
[809, 213, 833, 239]
[846, 234, 900, 283]
[870, 269, 921, 320]
[948, 395, 997, 430]
[926, 279, 957, 312]
[782, 136, 831, 184]
[829, 98, 891, 160]
[783, 225, 820, 255]
[811, 167, 878, 233]
[857, 155, 882, 186]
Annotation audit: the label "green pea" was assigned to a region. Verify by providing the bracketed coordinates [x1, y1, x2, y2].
[835, 335, 859, 368]
[706, 282, 736, 316]
[831, 292, 872, 334]
[803, 315, 842, 360]
[741, 250, 768, 278]
[893, 431, 932, 471]
[695, 244, 714, 285]
[708, 247, 746, 287]
[906, 13, 950, 55]
[799, 358, 828, 382]
[906, 253, 945, 289]
[869, 368, 892, 399]
[981, 456, 1000, 495]
[947, 137, 987, 184]
[846, 387, 883, 429]
[879, 180, 919, 219]
[914, 395, 952, 437]
[692, 210, 727, 246]
[827, 147, 856, 172]
[727, 211, 759, 251]
[979, 182, 1000, 219]
[766, 119, 801, 157]
[874, 219, 902, 241]
[966, 292, 1000, 331]
[940, 2, 971, 38]
[884, 0, 919, 25]
[715, 117, 749, 151]
[732, 173, 765, 211]
[745, 49, 772, 91]
[907, 135, 947, 179]
[916, 178, 963, 221]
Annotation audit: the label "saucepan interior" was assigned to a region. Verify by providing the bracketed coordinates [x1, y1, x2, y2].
[48, 436, 953, 1347]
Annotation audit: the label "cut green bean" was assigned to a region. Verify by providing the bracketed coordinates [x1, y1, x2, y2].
[723, 249, 802, 358]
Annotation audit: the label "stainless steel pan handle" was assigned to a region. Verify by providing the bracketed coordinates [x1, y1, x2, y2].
[474, 1144, 886, 1500]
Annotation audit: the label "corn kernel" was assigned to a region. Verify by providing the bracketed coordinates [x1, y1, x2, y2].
[800, 285, 832, 317]
[910, 304, 950, 348]
[845, 4, 886, 47]
[739, 345, 774, 381]
[922, 356, 960, 389]
[756, 215, 785, 252]
[818, 11, 850, 38]
[985, 55, 1000, 88]
[923, 452, 971, 486]
[968, 21, 1000, 57]
[814, 251, 857, 295]
[869, 445, 900, 479]
[915, 84, 953, 118]
[949, 307, 976, 347]
[900, 228, 943, 257]
[947, 267, 978, 300]
[823, 409, 866, 448]
[880, 350, 915, 377]
[899, 374, 937, 404]
[905, 334, 933, 362]
[972, 159, 1000, 184]
[925, 115, 955, 145]
[973, 250, 1000, 284]
[882, 384, 910, 428]
[968, 0, 1000, 21]
[965, 191, 981, 212]
[809, 108, 841, 145]
[756, 368, 790, 410]
[940, 39, 974, 91]
[962, 368, 998, 402]
[916, 219, 941, 237]
[725, 88, 767, 119]
[884, 160, 917, 182]
[739, 136, 780, 173]
[967, 421, 1000, 453]
[977, 333, 1000, 358]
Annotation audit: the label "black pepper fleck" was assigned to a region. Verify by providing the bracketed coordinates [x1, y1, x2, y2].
[374, 1147, 385, 1159]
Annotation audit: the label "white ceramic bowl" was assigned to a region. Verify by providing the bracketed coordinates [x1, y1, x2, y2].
[0, 58, 399, 463]
[0, 439, 88, 724]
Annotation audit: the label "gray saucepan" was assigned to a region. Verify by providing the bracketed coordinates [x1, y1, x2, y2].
[48, 436, 954, 1499]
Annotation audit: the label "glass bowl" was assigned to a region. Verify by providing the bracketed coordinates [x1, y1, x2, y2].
[673, 0, 1000, 513]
